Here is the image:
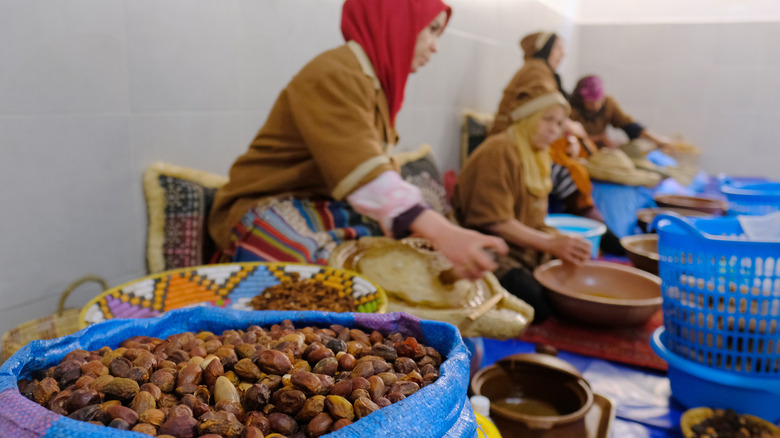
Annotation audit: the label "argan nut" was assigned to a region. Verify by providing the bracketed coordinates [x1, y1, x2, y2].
[242, 383, 271, 411]
[158, 415, 198, 438]
[214, 376, 240, 404]
[203, 357, 224, 387]
[325, 395, 354, 420]
[31, 377, 60, 405]
[333, 418, 353, 431]
[131, 423, 158, 436]
[105, 404, 140, 427]
[177, 363, 202, 387]
[65, 388, 101, 413]
[354, 396, 379, 419]
[272, 388, 305, 415]
[267, 412, 298, 436]
[290, 371, 322, 395]
[257, 350, 292, 375]
[130, 389, 157, 414]
[337, 353, 356, 371]
[139, 383, 163, 401]
[296, 394, 325, 422]
[306, 412, 333, 438]
[103, 377, 140, 400]
[234, 358, 262, 381]
[150, 369, 176, 393]
[312, 357, 338, 376]
[367, 375, 386, 400]
[197, 410, 244, 438]
[242, 425, 264, 438]
[328, 379, 353, 398]
[140, 408, 166, 426]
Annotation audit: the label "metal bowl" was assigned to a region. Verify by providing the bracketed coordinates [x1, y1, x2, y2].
[534, 260, 662, 327]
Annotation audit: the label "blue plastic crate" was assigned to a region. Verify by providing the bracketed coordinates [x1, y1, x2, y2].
[719, 175, 780, 216]
[652, 213, 780, 377]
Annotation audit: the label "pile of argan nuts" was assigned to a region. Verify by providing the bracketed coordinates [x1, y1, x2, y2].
[17, 319, 443, 438]
[690, 409, 777, 438]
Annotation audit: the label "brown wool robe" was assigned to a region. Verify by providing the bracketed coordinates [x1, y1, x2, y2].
[489, 59, 558, 136]
[570, 96, 636, 144]
[452, 132, 553, 275]
[209, 42, 399, 250]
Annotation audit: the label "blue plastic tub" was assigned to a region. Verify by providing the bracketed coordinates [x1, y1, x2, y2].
[544, 214, 606, 259]
[718, 175, 780, 216]
[651, 327, 780, 422]
[651, 213, 780, 377]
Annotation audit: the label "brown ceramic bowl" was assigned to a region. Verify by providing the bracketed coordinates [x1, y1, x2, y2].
[620, 234, 659, 275]
[471, 352, 594, 431]
[534, 260, 662, 327]
[636, 207, 712, 233]
[653, 194, 727, 216]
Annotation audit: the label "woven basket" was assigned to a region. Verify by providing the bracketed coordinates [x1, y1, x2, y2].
[680, 407, 780, 437]
[79, 262, 387, 329]
[1, 275, 108, 363]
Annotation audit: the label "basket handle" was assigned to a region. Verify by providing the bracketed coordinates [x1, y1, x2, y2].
[56, 275, 109, 317]
[649, 211, 706, 239]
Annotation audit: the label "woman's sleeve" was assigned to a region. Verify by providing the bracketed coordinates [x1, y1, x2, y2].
[606, 96, 645, 139]
[286, 67, 394, 200]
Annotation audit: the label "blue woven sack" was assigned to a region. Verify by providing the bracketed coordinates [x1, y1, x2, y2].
[0, 307, 476, 438]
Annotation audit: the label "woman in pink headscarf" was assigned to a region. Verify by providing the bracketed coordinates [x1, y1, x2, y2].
[209, 0, 506, 280]
[570, 75, 672, 149]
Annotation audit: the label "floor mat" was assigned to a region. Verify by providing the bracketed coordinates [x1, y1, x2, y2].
[519, 309, 667, 371]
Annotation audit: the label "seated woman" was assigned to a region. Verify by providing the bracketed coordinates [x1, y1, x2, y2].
[570, 75, 672, 149]
[208, 0, 506, 282]
[452, 82, 591, 322]
[490, 31, 622, 255]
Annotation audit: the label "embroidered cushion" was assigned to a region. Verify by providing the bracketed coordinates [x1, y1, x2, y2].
[143, 162, 227, 273]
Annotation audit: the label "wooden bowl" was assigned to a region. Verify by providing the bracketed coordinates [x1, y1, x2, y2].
[534, 260, 662, 327]
[654, 194, 727, 216]
[620, 234, 659, 275]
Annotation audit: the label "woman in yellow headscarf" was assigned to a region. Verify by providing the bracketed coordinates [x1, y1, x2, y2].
[453, 80, 591, 321]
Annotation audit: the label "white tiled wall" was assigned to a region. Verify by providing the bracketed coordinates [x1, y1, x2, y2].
[0, 0, 574, 339]
[576, 22, 780, 177]
[1, 0, 777, 341]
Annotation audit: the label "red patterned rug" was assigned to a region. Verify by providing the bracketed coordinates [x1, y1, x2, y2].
[520, 308, 667, 371]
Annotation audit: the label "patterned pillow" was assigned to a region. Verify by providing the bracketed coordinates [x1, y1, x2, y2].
[460, 110, 494, 165]
[396, 144, 450, 216]
[143, 162, 228, 274]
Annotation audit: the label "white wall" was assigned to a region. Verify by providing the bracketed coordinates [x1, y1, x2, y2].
[577, 0, 780, 24]
[0, 0, 575, 338]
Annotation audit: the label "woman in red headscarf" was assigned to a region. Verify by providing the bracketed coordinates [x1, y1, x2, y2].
[209, 0, 506, 280]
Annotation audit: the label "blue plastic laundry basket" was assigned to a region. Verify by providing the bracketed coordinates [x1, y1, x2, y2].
[718, 175, 780, 216]
[651, 213, 780, 377]
[651, 327, 780, 422]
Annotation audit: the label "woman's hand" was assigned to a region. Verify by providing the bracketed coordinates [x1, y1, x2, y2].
[410, 210, 508, 281]
[430, 226, 508, 281]
[546, 233, 592, 266]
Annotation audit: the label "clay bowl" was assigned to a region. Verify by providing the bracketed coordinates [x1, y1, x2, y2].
[534, 260, 662, 327]
[653, 194, 727, 216]
[636, 207, 712, 233]
[620, 234, 659, 275]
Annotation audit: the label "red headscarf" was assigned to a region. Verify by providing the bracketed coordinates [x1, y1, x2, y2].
[341, 0, 451, 126]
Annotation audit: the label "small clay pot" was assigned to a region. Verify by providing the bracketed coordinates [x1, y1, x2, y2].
[620, 234, 659, 275]
[654, 194, 727, 216]
[470, 352, 593, 433]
